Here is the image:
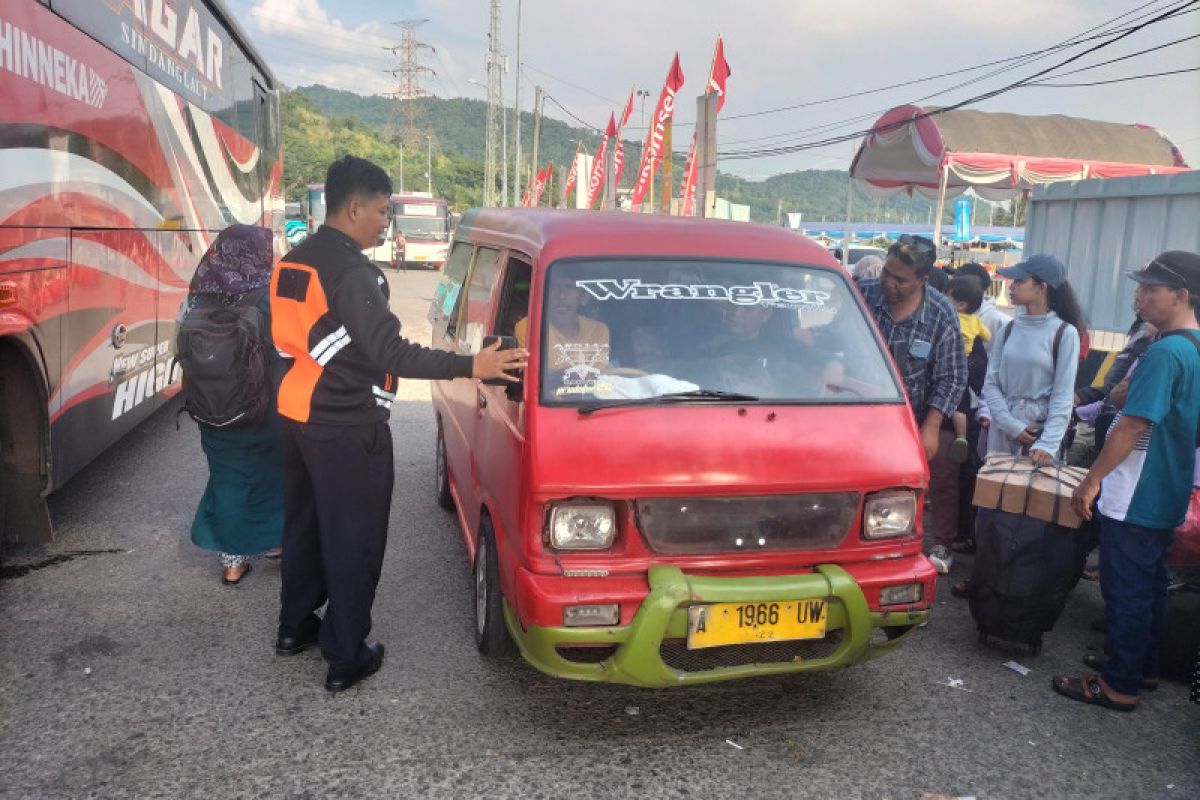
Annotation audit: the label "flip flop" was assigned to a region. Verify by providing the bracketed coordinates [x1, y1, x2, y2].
[1051, 674, 1137, 712]
[1080, 654, 1158, 690]
[263, 547, 283, 560]
[222, 562, 252, 586]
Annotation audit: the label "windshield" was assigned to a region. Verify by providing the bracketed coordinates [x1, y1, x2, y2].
[306, 190, 326, 226]
[392, 210, 449, 240]
[536, 259, 902, 406]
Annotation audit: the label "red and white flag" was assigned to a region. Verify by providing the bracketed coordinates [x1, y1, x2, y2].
[682, 38, 731, 216]
[531, 162, 553, 206]
[562, 142, 583, 206]
[613, 87, 636, 185]
[586, 113, 618, 209]
[630, 53, 685, 207]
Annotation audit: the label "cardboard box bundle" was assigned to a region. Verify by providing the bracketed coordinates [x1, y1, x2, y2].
[973, 454, 1089, 528]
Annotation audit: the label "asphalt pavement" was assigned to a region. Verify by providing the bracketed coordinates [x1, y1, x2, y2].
[2, 267, 1197, 800]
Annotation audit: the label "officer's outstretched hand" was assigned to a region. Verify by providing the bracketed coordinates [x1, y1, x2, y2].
[473, 340, 529, 382]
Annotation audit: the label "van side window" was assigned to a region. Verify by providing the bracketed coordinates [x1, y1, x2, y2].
[496, 257, 533, 341]
[456, 246, 503, 354]
[438, 242, 474, 338]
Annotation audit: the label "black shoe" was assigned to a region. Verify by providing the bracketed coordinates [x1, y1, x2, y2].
[325, 641, 385, 693]
[275, 617, 321, 656]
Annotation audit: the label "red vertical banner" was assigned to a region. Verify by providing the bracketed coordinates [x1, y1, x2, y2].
[630, 54, 685, 207]
[682, 38, 731, 216]
[562, 142, 582, 206]
[613, 88, 635, 186]
[531, 162, 553, 206]
[586, 113, 618, 209]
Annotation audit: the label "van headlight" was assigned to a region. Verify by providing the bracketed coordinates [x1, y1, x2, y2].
[549, 502, 616, 550]
[863, 490, 917, 539]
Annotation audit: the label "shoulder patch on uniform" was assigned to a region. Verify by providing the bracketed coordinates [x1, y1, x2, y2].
[276, 267, 311, 301]
[377, 275, 386, 287]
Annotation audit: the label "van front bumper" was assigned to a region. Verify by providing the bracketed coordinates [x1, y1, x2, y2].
[503, 563, 931, 687]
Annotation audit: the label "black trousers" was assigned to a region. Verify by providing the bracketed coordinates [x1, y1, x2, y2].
[279, 418, 394, 669]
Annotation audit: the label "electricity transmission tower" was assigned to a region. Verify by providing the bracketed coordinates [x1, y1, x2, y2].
[484, 0, 506, 206]
[385, 19, 437, 150]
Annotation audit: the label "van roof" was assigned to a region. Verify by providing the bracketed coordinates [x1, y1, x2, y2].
[455, 209, 841, 269]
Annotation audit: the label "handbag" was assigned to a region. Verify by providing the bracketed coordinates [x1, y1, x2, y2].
[1169, 487, 1200, 567]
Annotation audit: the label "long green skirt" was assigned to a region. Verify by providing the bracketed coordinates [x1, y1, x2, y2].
[190, 408, 284, 556]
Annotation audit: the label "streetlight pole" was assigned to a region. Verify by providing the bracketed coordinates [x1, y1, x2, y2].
[426, 135, 433, 195]
[399, 143, 405, 193]
[513, 0, 523, 207]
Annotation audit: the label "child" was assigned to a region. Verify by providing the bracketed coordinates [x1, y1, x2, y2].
[947, 276, 991, 463]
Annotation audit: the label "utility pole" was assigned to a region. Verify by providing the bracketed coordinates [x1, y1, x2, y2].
[484, 0, 504, 206]
[399, 143, 405, 193]
[528, 86, 544, 195]
[385, 19, 437, 150]
[694, 93, 718, 217]
[426, 135, 433, 195]
[512, 0, 523, 205]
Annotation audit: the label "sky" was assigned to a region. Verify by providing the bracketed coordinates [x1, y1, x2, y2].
[227, 0, 1200, 178]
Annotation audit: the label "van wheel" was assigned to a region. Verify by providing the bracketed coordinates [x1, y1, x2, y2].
[473, 520, 514, 657]
[435, 422, 453, 511]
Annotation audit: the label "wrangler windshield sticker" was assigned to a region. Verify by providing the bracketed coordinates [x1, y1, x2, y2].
[575, 279, 830, 310]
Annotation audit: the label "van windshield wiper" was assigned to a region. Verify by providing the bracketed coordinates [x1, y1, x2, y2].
[577, 389, 760, 416]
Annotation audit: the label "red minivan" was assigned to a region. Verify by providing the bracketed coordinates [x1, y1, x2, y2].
[429, 209, 936, 686]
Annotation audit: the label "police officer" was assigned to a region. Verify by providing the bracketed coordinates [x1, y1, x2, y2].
[269, 156, 526, 692]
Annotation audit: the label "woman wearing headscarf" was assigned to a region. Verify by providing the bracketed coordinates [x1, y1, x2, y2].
[185, 225, 284, 584]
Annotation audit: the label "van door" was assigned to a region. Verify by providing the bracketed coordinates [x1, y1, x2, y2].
[474, 253, 532, 556]
[442, 245, 504, 538]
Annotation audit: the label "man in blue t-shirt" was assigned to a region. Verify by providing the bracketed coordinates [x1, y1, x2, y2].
[1055, 250, 1200, 712]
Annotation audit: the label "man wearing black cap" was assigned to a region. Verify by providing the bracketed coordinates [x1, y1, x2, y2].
[1056, 250, 1200, 712]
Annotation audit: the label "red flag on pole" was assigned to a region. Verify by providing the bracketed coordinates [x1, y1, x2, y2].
[619, 87, 635, 130]
[531, 162, 553, 206]
[586, 113, 618, 209]
[562, 142, 582, 206]
[630, 53, 685, 207]
[682, 37, 731, 215]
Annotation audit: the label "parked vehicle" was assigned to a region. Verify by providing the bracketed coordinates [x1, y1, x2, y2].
[828, 246, 886, 266]
[0, 0, 281, 542]
[369, 195, 451, 270]
[428, 209, 937, 686]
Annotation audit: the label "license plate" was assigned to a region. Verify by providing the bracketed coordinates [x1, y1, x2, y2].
[686, 600, 827, 649]
[414, 255, 427, 261]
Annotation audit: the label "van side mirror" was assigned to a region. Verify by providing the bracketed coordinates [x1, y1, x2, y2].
[481, 335, 524, 390]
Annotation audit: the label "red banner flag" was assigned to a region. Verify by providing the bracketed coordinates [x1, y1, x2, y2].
[531, 162, 553, 206]
[614, 140, 626, 184]
[619, 87, 635, 130]
[586, 113, 618, 209]
[682, 38, 732, 215]
[562, 142, 582, 206]
[630, 53, 685, 207]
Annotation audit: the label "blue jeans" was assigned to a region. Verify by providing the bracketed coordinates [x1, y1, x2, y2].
[1098, 514, 1174, 695]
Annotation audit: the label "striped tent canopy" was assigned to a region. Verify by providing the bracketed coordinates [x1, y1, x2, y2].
[849, 105, 1190, 201]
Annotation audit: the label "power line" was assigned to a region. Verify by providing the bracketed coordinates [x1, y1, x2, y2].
[718, 0, 1198, 159]
[1026, 65, 1200, 87]
[1025, 31, 1200, 80]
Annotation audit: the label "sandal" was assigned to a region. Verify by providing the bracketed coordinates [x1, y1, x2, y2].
[1081, 566, 1100, 581]
[263, 547, 283, 560]
[948, 436, 970, 464]
[1080, 654, 1158, 690]
[1051, 674, 1137, 712]
[222, 562, 252, 585]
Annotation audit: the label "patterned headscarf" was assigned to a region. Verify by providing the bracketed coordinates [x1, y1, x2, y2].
[189, 225, 275, 298]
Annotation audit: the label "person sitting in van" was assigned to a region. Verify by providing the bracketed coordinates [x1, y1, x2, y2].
[514, 277, 610, 372]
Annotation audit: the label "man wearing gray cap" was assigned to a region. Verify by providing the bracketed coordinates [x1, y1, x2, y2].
[1057, 250, 1200, 712]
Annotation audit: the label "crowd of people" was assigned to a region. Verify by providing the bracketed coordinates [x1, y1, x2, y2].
[855, 237, 1200, 711]
[181, 154, 1199, 705]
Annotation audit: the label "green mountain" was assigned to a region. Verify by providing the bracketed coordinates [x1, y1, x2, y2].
[285, 84, 973, 225]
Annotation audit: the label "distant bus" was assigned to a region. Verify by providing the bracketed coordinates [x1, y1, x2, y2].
[300, 184, 326, 234]
[382, 195, 452, 270]
[0, 0, 281, 542]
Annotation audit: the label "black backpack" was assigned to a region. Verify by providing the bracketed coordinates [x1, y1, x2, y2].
[176, 288, 271, 428]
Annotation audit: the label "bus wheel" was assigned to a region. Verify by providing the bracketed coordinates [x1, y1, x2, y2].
[0, 344, 53, 543]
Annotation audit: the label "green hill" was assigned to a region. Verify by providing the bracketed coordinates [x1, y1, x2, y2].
[285, 84, 969, 224]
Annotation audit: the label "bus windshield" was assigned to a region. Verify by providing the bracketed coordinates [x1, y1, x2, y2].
[393, 213, 449, 241]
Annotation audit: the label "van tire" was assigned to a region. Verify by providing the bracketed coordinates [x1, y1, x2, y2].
[473, 519, 514, 657]
[435, 421, 454, 511]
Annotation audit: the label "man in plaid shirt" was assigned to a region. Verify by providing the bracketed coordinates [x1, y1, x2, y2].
[858, 235, 967, 573]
